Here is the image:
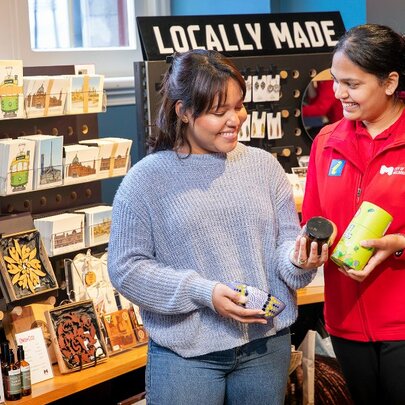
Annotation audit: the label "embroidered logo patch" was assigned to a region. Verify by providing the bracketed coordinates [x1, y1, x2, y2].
[328, 159, 345, 176]
[379, 165, 405, 176]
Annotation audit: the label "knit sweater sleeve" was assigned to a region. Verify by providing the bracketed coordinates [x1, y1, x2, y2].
[270, 158, 316, 289]
[107, 175, 218, 315]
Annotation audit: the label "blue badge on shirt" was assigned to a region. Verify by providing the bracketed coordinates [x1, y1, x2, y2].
[328, 159, 345, 176]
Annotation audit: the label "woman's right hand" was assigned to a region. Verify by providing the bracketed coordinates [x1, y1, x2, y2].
[212, 283, 268, 325]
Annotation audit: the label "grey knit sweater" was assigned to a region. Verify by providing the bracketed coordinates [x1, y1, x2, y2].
[108, 143, 314, 357]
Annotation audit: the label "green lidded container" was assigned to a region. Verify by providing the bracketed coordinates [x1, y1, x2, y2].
[330, 201, 393, 271]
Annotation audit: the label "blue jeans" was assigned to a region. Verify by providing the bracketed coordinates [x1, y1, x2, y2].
[146, 328, 291, 405]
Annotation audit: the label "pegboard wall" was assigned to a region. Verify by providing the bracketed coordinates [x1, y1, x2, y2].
[134, 52, 333, 172]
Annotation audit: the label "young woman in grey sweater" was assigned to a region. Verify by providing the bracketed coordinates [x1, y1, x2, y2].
[108, 49, 327, 405]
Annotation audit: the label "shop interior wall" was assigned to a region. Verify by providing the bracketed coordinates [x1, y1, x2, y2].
[271, 0, 366, 29]
[99, 0, 366, 204]
[98, 105, 137, 204]
[366, 0, 405, 33]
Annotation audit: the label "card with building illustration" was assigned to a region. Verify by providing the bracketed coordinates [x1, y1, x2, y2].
[0, 138, 36, 196]
[64, 74, 104, 114]
[0, 60, 24, 120]
[45, 299, 108, 374]
[63, 144, 98, 185]
[79, 138, 116, 179]
[34, 212, 85, 257]
[99, 137, 132, 177]
[0, 229, 58, 303]
[24, 75, 69, 118]
[74, 205, 112, 246]
[18, 134, 64, 190]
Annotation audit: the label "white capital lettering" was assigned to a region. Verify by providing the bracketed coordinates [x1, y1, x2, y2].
[218, 25, 238, 51]
[234, 24, 253, 50]
[269, 22, 294, 49]
[245, 23, 262, 49]
[293, 22, 311, 48]
[153, 26, 173, 54]
[321, 20, 338, 46]
[187, 25, 205, 49]
[206, 25, 223, 51]
[170, 26, 190, 52]
[305, 22, 324, 47]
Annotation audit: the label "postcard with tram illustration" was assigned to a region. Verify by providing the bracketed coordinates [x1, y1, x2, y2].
[45, 299, 108, 374]
[0, 60, 25, 120]
[0, 138, 36, 196]
[23, 75, 69, 118]
[18, 134, 64, 190]
[0, 229, 58, 302]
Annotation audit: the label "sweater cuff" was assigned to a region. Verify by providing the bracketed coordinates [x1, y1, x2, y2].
[190, 278, 219, 312]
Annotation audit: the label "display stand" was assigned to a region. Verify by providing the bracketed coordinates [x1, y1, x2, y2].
[0, 64, 148, 403]
[0, 65, 105, 310]
[134, 12, 345, 172]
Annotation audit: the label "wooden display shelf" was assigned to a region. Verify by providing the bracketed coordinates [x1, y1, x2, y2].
[7, 287, 322, 404]
[294, 195, 303, 213]
[10, 344, 148, 405]
[297, 285, 324, 305]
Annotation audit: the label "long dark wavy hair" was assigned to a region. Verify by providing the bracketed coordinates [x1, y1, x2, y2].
[148, 49, 246, 153]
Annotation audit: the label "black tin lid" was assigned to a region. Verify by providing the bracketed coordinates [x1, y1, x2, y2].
[306, 216, 334, 240]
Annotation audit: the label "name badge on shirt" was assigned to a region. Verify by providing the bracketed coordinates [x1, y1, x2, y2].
[328, 159, 346, 176]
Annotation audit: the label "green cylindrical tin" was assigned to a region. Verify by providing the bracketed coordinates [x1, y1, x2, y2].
[331, 201, 393, 270]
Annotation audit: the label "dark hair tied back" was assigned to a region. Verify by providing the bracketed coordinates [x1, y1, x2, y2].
[334, 24, 405, 92]
[149, 49, 245, 153]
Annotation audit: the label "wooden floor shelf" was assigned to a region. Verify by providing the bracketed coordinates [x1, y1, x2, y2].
[7, 286, 323, 404]
[297, 285, 324, 306]
[10, 344, 148, 404]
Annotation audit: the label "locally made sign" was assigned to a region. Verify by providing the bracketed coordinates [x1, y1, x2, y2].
[137, 12, 345, 60]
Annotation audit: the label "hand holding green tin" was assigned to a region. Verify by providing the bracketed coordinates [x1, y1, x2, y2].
[331, 201, 393, 271]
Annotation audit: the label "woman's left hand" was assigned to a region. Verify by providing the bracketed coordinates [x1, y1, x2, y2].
[290, 236, 328, 270]
[341, 233, 405, 282]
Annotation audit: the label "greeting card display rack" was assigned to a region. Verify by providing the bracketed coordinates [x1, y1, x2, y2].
[0, 65, 105, 311]
[0, 64, 149, 404]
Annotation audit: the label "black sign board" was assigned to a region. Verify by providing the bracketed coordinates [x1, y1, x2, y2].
[137, 12, 345, 61]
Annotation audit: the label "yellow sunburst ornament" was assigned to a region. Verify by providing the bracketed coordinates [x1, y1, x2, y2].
[4, 239, 46, 293]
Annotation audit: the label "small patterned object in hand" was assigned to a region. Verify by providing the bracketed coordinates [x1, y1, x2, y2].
[227, 282, 286, 318]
